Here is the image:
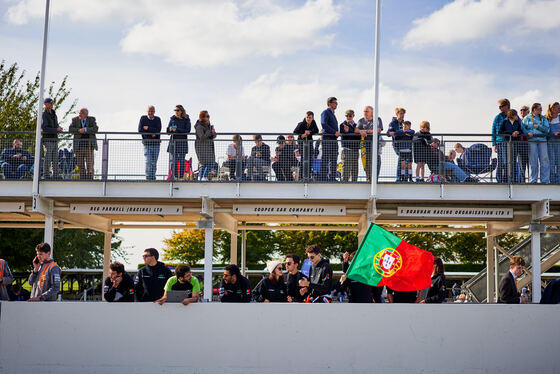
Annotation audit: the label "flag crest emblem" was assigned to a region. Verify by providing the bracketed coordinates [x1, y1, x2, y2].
[373, 248, 402, 277]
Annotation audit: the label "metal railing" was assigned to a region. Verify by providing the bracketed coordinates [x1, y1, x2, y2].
[1, 131, 559, 184]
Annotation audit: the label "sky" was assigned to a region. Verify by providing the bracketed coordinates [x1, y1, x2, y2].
[2, 0, 559, 267]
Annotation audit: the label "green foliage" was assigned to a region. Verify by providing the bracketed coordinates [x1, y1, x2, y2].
[0, 60, 77, 135]
[162, 229, 230, 265]
[162, 225, 357, 265]
[391, 225, 528, 264]
[161, 224, 528, 266]
[0, 228, 126, 271]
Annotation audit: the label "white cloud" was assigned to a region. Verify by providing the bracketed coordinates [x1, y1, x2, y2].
[402, 0, 560, 49]
[5, 0, 341, 67]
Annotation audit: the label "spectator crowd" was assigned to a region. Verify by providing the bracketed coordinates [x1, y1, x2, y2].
[2, 97, 558, 184]
[4, 243, 558, 305]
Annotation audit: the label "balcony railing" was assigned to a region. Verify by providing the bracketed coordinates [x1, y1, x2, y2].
[1, 131, 558, 184]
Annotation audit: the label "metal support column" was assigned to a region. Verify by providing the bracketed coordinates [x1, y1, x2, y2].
[203, 224, 214, 302]
[370, 0, 381, 197]
[486, 226, 495, 303]
[102, 231, 112, 300]
[241, 226, 247, 277]
[230, 232, 238, 265]
[494, 246, 499, 298]
[32, 0, 51, 195]
[44, 213, 54, 258]
[529, 223, 546, 303]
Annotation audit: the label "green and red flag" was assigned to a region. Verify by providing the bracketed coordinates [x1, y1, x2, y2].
[346, 224, 434, 291]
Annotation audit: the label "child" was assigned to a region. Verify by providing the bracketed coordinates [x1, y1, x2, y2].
[413, 121, 433, 182]
[394, 121, 415, 182]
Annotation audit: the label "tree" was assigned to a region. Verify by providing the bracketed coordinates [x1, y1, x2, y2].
[0, 60, 77, 135]
[392, 225, 528, 263]
[162, 229, 230, 264]
[0, 228, 127, 271]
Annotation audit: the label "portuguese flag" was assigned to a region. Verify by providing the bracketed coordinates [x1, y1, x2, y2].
[346, 224, 434, 291]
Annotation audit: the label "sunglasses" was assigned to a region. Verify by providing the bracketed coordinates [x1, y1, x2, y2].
[520, 108, 529, 111]
[174, 109, 181, 112]
[308, 255, 315, 260]
[285, 262, 293, 266]
[499, 105, 507, 108]
[142, 254, 153, 258]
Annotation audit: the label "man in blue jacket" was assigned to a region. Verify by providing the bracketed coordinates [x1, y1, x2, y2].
[0, 139, 34, 179]
[138, 105, 162, 181]
[320, 97, 341, 181]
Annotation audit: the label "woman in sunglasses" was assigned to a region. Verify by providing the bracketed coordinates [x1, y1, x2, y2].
[252, 261, 287, 302]
[167, 105, 191, 180]
[521, 103, 550, 183]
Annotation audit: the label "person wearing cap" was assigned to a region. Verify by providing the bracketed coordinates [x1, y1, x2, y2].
[69, 108, 98, 179]
[252, 261, 287, 302]
[41, 97, 62, 179]
[320, 97, 341, 181]
[340, 109, 360, 182]
[219, 264, 252, 302]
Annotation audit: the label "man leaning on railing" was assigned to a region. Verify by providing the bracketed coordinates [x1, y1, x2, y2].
[69, 108, 98, 180]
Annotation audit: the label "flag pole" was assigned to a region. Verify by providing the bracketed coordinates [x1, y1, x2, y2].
[370, 0, 381, 199]
[32, 0, 51, 195]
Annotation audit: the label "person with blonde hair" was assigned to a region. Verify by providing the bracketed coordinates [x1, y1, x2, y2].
[521, 103, 550, 183]
[413, 120, 433, 182]
[545, 102, 560, 184]
[492, 98, 510, 183]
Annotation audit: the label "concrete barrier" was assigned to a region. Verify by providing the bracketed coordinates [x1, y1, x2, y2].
[0, 302, 557, 374]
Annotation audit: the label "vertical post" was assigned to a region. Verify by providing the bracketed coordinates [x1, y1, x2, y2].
[32, 0, 51, 195]
[203, 224, 214, 302]
[486, 225, 495, 302]
[102, 231, 112, 300]
[370, 0, 381, 197]
[44, 214, 54, 257]
[494, 246, 499, 298]
[241, 226, 247, 277]
[530, 229, 542, 303]
[230, 232, 238, 265]
[101, 134, 109, 181]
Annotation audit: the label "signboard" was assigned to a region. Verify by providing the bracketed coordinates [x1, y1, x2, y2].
[0, 202, 25, 213]
[397, 206, 513, 218]
[70, 204, 182, 215]
[233, 204, 346, 216]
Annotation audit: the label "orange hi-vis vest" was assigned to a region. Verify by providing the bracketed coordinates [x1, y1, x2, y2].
[38, 261, 57, 291]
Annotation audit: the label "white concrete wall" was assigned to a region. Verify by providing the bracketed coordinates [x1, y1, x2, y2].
[0, 302, 557, 374]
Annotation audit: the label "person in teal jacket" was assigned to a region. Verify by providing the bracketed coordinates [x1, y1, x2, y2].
[492, 98, 510, 183]
[521, 103, 550, 183]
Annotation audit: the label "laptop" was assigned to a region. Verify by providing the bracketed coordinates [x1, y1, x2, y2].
[166, 290, 192, 303]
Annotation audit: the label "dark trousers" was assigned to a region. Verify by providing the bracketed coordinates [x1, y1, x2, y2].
[75, 146, 94, 179]
[272, 161, 294, 181]
[320, 139, 338, 181]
